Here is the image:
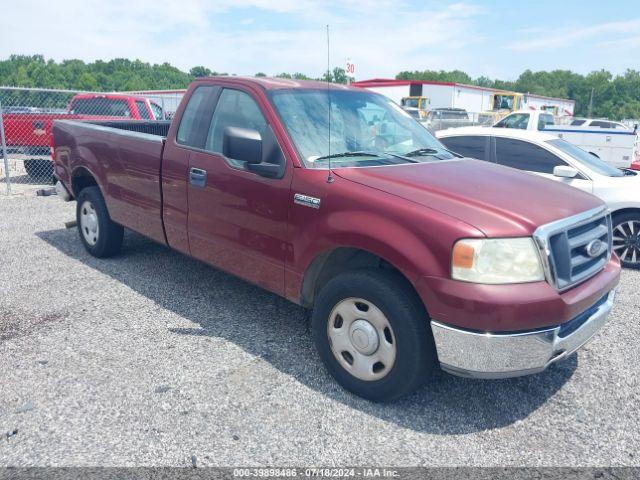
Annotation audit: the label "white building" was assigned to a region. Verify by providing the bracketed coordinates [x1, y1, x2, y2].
[352, 79, 575, 117]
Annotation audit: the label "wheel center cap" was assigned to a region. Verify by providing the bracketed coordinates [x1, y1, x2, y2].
[349, 319, 379, 355]
[86, 214, 97, 231]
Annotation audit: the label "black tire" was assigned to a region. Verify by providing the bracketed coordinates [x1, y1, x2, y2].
[612, 212, 640, 269]
[311, 269, 436, 402]
[76, 186, 124, 258]
[24, 159, 54, 183]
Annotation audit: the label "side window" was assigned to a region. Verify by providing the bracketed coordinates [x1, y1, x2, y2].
[135, 101, 151, 120]
[176, 86, 218, 147]
[205, 89, 268, 154]
[495, 138, 566, 174]
[570, 119, 586, 126]
[590, 120, 613, 128]
[439, 136, 488, 160]
[150, 102, 164, 120]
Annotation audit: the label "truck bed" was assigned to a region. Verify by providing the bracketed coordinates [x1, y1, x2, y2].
[544, 124, 636, 168]
[52, 119, 170, 244]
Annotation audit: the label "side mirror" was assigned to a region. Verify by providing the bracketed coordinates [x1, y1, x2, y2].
[553, 165, 579, 178]
[223, 127, 262, 164]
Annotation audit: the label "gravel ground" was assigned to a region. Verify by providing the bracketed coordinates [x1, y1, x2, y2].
[0, 193, 639, 467]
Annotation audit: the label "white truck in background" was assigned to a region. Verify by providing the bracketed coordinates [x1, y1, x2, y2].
[493, 110, 638, 169]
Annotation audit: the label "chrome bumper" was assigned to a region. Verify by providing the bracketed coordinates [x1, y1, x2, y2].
[431, 289, 616, 379]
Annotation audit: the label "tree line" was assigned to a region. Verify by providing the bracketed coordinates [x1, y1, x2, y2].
[1, 55, 639, 120]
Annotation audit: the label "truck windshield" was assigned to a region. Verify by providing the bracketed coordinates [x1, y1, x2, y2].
[403, 98, 419, 108]
[270, 89, 453, 168]
[547, 139, 624, 177]
[493, 95, 514, 110]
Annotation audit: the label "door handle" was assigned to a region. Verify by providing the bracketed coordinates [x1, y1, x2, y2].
[189, 167, 207, 188]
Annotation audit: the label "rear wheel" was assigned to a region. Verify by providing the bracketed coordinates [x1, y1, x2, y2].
[612, 212, 640, 269]
[311, 269, 436, 401]
[76, 186, 123, 258]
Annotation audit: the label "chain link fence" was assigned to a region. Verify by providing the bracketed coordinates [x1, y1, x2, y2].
[0, 86, 185, 194]
[1, 86, 586, 193]
[418, 110, 575, 134]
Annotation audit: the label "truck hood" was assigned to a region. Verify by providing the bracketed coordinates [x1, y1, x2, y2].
[334, 159, 604, 237]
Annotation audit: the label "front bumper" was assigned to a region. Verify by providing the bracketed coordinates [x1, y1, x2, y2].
[431, 289, 616, 379]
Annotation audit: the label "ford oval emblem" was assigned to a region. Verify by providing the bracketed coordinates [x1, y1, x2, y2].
[585, 239, 606, 258]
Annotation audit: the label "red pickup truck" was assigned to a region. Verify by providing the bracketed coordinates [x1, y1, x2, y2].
[52, 77, 620, 401]
[3, 93, 163, 180]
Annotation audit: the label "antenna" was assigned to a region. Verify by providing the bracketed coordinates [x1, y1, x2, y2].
[326, 24, 334, 184]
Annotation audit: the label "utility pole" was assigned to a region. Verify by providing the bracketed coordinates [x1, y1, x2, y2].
[587, 87, 594, 118]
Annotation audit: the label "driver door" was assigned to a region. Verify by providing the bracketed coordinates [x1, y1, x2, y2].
[186, 87, 292, 295]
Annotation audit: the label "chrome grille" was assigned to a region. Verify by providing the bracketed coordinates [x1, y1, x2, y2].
[534, 207, 612, 291]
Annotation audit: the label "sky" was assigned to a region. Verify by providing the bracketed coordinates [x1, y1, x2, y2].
[1, 0, 638, 81]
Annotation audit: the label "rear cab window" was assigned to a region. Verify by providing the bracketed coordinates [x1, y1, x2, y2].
[70, 97, 132, 117]
[150, 102, 164, 120]
[494, 113, 530, 129]
[537, 114, 555, 130]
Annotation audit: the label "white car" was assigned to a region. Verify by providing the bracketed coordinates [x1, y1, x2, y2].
[493, 110, 637, 168]
[437, 126, 640, 268]
[570, 118, 634, 130]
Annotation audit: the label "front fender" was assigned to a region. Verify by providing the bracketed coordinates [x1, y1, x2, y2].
[286, 206, 482, 306]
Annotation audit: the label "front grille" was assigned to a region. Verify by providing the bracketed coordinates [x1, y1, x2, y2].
[534, 208, 612, 291]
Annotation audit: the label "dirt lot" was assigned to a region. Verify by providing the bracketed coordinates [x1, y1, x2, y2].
[0, 193, 639, 467]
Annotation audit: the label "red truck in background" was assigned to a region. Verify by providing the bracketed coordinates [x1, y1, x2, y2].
[2, 93, 164, 180]
[52, 77, 620, 401]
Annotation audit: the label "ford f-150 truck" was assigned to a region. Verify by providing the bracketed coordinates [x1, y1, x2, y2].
[3, 93, 163, 180]
[52, 77, 621, 401]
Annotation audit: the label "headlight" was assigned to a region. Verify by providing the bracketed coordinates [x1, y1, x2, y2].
[452, 237, 544, 284]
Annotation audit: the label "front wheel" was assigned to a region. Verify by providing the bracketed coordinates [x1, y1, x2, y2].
[311, 269, 436, 402]
[612, 213, 640, 268]
[76, 186, 124, 258]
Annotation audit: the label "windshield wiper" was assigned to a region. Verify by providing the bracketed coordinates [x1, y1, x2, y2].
[313, 150, 418, 163]
[402, 148, 441, 157]
[313, 151, 384, 161]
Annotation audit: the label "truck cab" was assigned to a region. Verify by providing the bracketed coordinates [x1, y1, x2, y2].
[494, 109, 556, 131]
[480, 92, 525, 124]
[400, 96, 429, 119]
[68, 93, 162, 120]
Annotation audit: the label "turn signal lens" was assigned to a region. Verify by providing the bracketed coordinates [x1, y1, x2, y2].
[452, 242, 475, 269]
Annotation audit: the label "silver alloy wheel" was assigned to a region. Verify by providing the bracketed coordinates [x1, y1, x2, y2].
[327, 297, 397, 381]
[79, 200, 99, 246]
[613, 220, 640, 264]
